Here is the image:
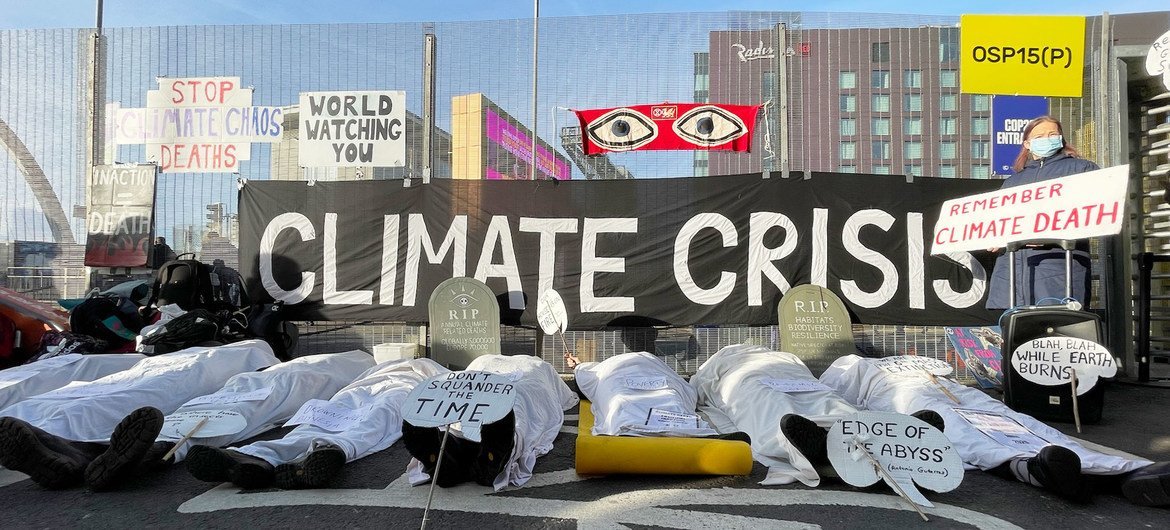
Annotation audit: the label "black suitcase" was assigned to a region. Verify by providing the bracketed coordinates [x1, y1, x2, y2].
[1000, 239, 1106, 424]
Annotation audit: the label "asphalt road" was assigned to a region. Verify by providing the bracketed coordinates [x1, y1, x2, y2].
[1, 396, 1167, 529]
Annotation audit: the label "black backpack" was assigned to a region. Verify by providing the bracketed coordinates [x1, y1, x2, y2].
[149, 253, 228, 311]
[68, 295, 145, 349]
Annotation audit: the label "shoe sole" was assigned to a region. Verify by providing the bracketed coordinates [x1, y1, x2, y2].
[274, 448, 346, 490]
[1032, 446, 1091, 503]
[1122, 472, 1170, 507]
[185, 445, 237, 483]
[471, 413, 515, 487]
[85, 407, 165, 491]
[0, 417, 84, 489]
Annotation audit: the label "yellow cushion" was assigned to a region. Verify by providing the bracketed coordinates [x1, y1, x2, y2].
[574, 401, 754, 476]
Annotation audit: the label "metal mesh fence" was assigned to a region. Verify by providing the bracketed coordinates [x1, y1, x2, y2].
[1, 11, 1113, 376]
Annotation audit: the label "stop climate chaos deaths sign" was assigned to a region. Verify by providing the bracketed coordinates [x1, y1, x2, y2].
[239, 173, 1002, 328]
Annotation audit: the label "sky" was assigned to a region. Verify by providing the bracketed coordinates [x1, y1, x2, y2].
[1, 0, 1168, 29]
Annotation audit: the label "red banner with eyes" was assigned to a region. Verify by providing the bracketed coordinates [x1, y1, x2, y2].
[573, 103, 761, 155]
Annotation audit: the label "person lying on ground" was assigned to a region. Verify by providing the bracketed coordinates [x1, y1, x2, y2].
[820, 354, 1170, 507]
[691, 344, 943, 487]
[0, 340, 279, 490]
[0, 353, 144, 410]
[187, 357, 448, 490]
[402, 354, 578, 490]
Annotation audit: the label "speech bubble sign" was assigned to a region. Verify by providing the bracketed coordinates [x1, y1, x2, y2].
[827, 411, 964, 508]
[536, 289, 569, 335]
[1010, 336, 1117, 394]
[872, 355, 954, 377]
[1146, 29, 1170, 91]
[402, 370, 517, 442]
[160, 409, 248, 439]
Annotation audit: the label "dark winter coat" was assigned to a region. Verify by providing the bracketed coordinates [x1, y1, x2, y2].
[985, 153, 1099, 310]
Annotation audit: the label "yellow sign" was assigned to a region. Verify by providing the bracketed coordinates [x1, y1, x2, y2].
[960, 14, 1085, 97]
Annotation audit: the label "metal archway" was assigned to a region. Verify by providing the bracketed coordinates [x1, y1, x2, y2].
[0, 116, 76, 244]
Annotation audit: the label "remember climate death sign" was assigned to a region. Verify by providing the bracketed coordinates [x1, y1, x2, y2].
[239, 173, 1003, 328]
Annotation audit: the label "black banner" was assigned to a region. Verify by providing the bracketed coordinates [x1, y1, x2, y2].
[239, 173, 1002, 328]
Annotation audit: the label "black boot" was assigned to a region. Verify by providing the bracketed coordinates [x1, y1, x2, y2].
[186, 445, 276, 489]
[780, 414, 832, 473]
[401, 420, 473, 488]
[138, 441, 178, 471]
[1028, 445, 1093, 503]
[85, 407, 165, 491]
[1120, 461, 1170, 507]
[0, 416, 101, 489]
[275, 442, 347, 489]
[471, 411, 516, 487]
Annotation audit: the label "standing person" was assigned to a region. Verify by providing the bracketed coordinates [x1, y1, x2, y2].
[151, 237, 177, 269]
[986, 116, 1099, 309]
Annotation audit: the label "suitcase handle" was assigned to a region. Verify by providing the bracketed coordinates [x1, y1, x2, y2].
[1005, 239, 1078, 252]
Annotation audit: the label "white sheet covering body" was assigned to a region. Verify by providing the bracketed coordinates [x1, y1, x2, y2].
[235, 357, 448, 466]
[692, 344, 859, 486]
[0, 354, 144, 410]
[406, 354, 578, 491]
[0, 340, 279, 442]
[575, 351, 717, 437]
[820, 354, 1152, 475]
[467, 354, 578, 490]
[160, 350, 375, 461]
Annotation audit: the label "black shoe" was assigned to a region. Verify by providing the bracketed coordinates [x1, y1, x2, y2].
[274, 443, 347, 489]
[138, 441, 177, 471]
[705, 431, 752, 444]
[0, 416, 94, 489]
[471, 411, 515, 487]
[85, 407, 165, 491]
[1121, 461, 1170, 507]
[402, 420, 473, 488]
[911, 410, 946, 433]
[1029, 445, 1092, 503]
[780, 414, 829, 467]
[186, 445, 276, 489]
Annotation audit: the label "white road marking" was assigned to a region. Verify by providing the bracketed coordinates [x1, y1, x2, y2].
[178, 471, 1022, 529]
[0, 469, 28, 488]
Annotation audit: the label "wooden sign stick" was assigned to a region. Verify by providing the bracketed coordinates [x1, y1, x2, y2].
[421, 428, 453, 530]
[924, 370, 961, 404]
[851, 437, 930, 522]
[161, 417, 209, 462]
[1070, 371, 1082, 434]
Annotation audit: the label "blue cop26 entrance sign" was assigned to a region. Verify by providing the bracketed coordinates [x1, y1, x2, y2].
[991, 96, 1049, 176]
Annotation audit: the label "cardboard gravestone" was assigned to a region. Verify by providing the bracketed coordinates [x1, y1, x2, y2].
[778, 284, 855, 375]
[403, 370, 518, 442]
[827, 411, 964, 509]
[428, 277, 501, 370]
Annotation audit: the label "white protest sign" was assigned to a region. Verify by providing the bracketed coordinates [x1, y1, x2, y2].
[931, 165, 1128, 254]
[954, 408, 1052, 456]
[402, 371, 517, 442]
[1010, 336, 1117, 394]
[284, 399, 369, 433]
[623, 375, 669, 391]
[646, 409, 701, 430]
[298, 90, 406, 168]
[1147, 29, 1170, 91]
[760, 378, 833, 393]
[160, 409, 248, 439]
[872, 356, 954, 377]
[827, 411, 964, 508]
[181, 386, 274, 407]
[536, 289, 569, 335]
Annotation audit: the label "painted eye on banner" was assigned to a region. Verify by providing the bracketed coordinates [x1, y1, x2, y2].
[584, 108, 658, 151]
[672, 105, 747, 147]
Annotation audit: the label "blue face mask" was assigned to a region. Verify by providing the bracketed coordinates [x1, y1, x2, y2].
[1028, 136, 1063, 158]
